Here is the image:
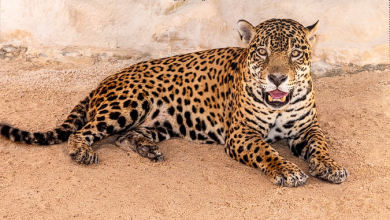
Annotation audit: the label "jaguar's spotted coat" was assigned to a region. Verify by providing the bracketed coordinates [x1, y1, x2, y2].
[0, 19, 348, 186]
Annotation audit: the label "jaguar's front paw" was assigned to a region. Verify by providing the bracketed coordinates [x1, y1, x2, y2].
[309, 157, 348, 183]
[267, 159, 308, 187]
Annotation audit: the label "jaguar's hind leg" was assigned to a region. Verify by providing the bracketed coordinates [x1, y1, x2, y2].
[116, 129, 164, 162]
[68, 119, 112, 164]
[68, 132, 100, 164]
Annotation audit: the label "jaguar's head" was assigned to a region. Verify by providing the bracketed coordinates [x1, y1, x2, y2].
[238, 18, 318, 110]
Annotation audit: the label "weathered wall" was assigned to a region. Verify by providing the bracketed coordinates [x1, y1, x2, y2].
[1, 0, 389, 71]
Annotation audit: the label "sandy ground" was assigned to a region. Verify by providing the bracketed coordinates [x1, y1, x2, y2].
[0, 59, 389, 220]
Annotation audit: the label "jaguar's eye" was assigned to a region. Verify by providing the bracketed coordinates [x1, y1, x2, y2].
[257, 48, 267, 57]
[291, 50, 302, 58]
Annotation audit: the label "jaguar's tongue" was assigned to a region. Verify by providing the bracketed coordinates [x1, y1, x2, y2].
[269, 90, 289, 99]
[268, 90, 289, 102]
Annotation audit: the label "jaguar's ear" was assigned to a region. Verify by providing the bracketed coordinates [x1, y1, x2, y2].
[237, 19, 256, 46]
[305, 20, 319, 46]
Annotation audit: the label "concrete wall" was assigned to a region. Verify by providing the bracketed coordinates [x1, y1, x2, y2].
[1, 0, 389, 70]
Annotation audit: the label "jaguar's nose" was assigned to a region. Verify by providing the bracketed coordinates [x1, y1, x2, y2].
[268, 74, 288, 87]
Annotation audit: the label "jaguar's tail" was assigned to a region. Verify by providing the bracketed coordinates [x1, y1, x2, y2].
[0, 96, 90, 145]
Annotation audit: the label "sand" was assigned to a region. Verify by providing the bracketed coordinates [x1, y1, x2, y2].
[0, 59, 389, 219]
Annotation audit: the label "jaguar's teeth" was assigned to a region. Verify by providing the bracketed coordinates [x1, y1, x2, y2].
[268, 95, 273, 102]
[281, 96, 286, 102]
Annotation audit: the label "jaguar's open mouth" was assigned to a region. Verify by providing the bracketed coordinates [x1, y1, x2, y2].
[264, 89, 292, 109]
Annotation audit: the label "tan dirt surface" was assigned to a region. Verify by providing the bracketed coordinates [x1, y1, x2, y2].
[0, 59, 389, 219]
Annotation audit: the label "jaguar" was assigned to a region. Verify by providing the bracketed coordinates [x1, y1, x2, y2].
[0, 18, 349, 186]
